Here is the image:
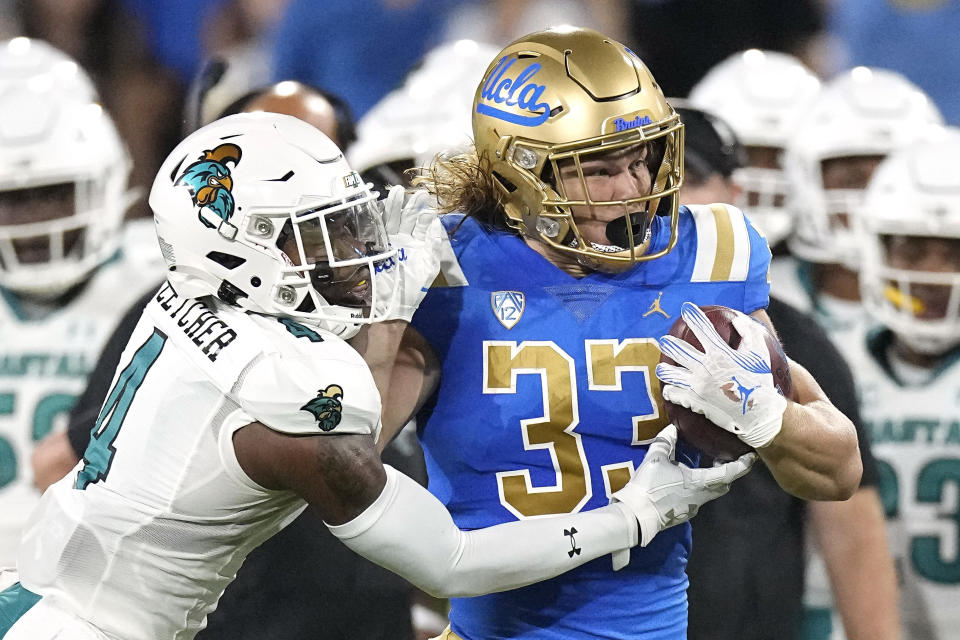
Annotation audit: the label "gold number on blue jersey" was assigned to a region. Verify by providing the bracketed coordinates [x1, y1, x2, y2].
[586, 339, 670, 493]
[484, 341, 591, 517]
[76, 329, 167, 491]
[484, 339, 667, 517]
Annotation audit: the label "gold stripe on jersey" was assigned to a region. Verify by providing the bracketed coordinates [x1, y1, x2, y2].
[430, 628, 463, 640]
[690, 203, 753, 282]
[710, 203, 735, 281]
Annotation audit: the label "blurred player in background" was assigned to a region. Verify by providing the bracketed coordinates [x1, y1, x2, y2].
[687, 49, 822, 250]
[0, 37, 163, 568]
[835, 129, 960, 640]
[776, 67, 943, 332]
[673, 103, 898, 640]
[404, 27, 862, 639]
[348, 39, 499, 195]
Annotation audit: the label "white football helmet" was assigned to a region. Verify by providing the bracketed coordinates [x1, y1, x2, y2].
[689, 50, 821, 244]
[859, 127, 960, 355]
[786, 67, 944, 268]
[0, 37, 98, 101]
[348, 39, 500, 189]
[0, 43, 132, 298]
[150, 113, 398, 338]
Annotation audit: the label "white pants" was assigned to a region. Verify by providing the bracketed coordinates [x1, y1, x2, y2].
[4, 597, 107, 640]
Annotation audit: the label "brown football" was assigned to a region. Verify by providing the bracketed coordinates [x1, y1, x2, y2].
[659, 305, 793, 462]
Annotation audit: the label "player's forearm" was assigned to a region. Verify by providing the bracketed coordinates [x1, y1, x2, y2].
[758, 400, 861, 500]
[349, 321, 420, 449]
[328, 465, 637, 597]
[811, 489, 900, 640]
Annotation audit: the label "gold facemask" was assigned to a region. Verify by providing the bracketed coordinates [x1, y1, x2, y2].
[472, 26, 684, 270]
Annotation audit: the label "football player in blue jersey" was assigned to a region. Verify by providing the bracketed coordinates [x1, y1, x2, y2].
[368, 27, 864, 639]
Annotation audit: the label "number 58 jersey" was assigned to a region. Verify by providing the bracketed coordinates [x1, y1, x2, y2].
[16, 283, 381, 640]
[0, 221, 164, 568]
[413, 205, 771, 639]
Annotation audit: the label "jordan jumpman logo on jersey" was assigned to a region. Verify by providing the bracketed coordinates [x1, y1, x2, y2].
[642, 291, 670, 318]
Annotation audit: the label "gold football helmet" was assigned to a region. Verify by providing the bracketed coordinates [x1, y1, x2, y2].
[472, 26, 683, 269]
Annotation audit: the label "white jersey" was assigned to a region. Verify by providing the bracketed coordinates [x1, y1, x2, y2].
[768, 255, 866, 334]
[16, 281, 382, 640]
[0, 220, 163, 567]
[833, 323, 960, 640]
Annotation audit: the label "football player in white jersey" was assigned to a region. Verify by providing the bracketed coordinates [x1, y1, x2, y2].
[687, 49, 822, 249]
[0, 113, 756, 640]
[0, 38, 163, 568]
[833, 129, 960, 640]
[772, 67, 943, 332]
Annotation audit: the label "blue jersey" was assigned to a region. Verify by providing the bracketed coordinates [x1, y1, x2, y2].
[413, 204, 771, 639]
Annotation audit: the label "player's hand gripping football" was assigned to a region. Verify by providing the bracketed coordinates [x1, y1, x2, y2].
[655, 302, 788, 449]
[611, 424, 755, 550]
[377, 185, 444, 322]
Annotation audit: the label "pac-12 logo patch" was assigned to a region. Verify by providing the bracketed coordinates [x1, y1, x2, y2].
[492, 290, 524, 329]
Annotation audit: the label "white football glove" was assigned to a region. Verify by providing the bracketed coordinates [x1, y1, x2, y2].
[611, 424, 755, 551]
[655, 302, 788, 449]
[377, 185, 444, 322]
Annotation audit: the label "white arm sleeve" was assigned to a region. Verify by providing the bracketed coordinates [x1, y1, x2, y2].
[327, 465, 638, 598]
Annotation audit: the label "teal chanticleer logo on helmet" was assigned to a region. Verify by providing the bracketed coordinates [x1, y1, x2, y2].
[301, 384, 344, 432]
[175, 143, 242, 233]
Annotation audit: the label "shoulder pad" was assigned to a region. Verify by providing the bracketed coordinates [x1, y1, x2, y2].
[234, 317, 382, 439]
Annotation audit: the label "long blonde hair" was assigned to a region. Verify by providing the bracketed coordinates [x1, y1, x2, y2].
[411, 148, 511, 230]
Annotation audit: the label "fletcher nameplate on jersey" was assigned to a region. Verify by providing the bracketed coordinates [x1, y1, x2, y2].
[155, 281, 237, 362]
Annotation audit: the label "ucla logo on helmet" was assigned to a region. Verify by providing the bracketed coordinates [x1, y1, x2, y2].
[492, 290, 525, 329]
[476, 56, 555, 127]
[175, 142, 242, 237]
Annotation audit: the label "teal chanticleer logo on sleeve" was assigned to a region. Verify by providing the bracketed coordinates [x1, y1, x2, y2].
[301, 384, 344, 432]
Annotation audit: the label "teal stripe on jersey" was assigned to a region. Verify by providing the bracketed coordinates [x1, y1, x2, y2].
[0, 582, 42, 635]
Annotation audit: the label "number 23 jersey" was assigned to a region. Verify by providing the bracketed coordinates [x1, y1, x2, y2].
[833, 325, 960, 640]
[413, 204, 771, 639]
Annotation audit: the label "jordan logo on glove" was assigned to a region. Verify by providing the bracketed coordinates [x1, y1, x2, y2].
[725, 376, 761, 415]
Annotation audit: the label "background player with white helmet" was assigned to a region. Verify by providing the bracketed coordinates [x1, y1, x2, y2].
[774, 67, 944, 330]
[830, 128, 960, 640]
[0, 37, 97, 102]
[0, 112, 755, 640]
[348, 39, 500, 194]
[0, 37, 163, 568]
[688, 49, 821, 247]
